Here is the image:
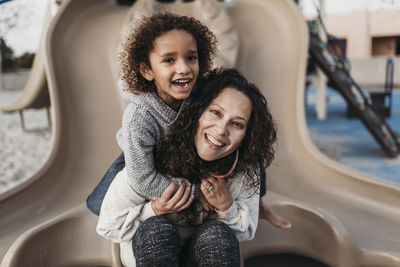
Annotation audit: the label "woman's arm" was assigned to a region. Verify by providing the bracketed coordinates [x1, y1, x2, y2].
[96, 168, 154, 243]
[200, 175, 259, 242]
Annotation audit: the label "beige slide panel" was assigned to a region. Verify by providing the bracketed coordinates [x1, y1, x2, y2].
[0, 6, 56, 129]
[1, 0, 399, 266]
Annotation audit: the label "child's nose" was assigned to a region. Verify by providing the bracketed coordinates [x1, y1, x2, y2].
[176, 59, 190, 74]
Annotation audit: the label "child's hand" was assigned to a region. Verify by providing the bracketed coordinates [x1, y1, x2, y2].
[200, 177, 233, 212]
[152, 181, 194, 215]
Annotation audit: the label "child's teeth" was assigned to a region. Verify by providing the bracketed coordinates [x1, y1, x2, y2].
[173, 79, 191, 88]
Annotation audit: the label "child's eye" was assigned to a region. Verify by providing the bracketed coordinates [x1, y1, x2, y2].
[163, 58, 174, 63]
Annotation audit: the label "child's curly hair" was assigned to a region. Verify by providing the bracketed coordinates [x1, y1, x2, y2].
[119, 12, 217, 94]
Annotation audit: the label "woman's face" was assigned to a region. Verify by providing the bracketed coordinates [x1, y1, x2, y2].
[195, 87, 252, 161]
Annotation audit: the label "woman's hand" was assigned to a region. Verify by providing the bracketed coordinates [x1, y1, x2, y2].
[152, 181, 194, 216]
[200, 177, 233, 212]
[198, 191, 215, 211]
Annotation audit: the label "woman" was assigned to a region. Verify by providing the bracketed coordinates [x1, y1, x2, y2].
[97, 68, 279, 266]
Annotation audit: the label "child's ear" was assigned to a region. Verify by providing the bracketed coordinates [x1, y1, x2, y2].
[139, 62, 154, 81]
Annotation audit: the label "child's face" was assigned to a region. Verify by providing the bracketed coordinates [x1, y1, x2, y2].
[140, 29, 199, 110]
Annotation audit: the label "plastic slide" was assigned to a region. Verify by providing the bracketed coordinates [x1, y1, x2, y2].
[1, 0, 400, 266]
[0, 6, 53, 125]
[308, 30, 400, 158]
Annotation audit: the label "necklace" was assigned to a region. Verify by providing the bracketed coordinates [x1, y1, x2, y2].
[209, 149, 239, 179]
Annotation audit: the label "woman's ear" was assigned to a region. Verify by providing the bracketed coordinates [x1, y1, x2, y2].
[139, 62, 154, 81]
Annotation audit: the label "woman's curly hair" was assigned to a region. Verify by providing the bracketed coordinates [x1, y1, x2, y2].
[119, 12, 217, 94]
[155, 68, 277, 222]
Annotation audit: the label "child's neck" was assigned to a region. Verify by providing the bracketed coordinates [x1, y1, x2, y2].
[169, 100, 182, 112]
[157, 93, 183, 112]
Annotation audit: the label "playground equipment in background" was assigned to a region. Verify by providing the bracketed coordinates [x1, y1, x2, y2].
[344, 57, 394, 119]
[368, 57, 394, 118]
[0, 53, 51, 130]
[308, 24, 400, 158]
[0, 2, 60, 130]
[1, 1, 400, 266]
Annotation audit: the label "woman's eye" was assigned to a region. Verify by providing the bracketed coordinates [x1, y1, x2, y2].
[188, 55, 198, 61]
[210, 110, 220, 116]
[232, 122, 244, 129]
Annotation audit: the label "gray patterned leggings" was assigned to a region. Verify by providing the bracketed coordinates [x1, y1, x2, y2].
[132, 216, 240, 267]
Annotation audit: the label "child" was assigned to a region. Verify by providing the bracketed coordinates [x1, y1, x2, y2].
[87, 12, 217, 214]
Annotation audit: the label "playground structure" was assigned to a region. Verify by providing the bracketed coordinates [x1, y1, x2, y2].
[0, 6, 56, 130]
[308, 22, 400, 158]
[0, 0, 400, 266]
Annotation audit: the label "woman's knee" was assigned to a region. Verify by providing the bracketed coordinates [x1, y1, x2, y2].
[198, 220, 238, 243]
[134, 216, 179, 244]
[133, 216, 180, 266]
[190, 220, 240, 266]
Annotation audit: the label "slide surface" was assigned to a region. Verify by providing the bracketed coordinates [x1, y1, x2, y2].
[0, 6, 52, 113]
[1, 0, 400, 266]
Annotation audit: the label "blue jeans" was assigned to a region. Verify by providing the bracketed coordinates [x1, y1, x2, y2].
[86, 153, 125, 215]
[86, 153, 267, 216]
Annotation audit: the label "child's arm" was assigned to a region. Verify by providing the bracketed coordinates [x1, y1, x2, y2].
[96, 168, 193, 243]
[119, 104, 188, 198]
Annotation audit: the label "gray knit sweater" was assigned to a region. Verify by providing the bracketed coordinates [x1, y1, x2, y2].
[116, 83, 189, 198]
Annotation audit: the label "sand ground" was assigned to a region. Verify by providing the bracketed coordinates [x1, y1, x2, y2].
[0, 89, 51, 195]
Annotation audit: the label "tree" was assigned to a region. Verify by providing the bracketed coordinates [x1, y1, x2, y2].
[0, 37, 15, 72]
[16, 52, 35, 69]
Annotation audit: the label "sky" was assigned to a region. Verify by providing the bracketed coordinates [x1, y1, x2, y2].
[0, 0, 47, 56]
[1, 0, 400, 56]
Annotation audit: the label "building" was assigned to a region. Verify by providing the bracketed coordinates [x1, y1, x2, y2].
[325, 9, 400, 59]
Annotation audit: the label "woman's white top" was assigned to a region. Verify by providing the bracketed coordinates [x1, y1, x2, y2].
[96, 168, 259, 267]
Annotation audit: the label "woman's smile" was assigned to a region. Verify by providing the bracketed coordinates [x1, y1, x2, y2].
[205, 133, 226, 148]
[195, 87, 252, 161]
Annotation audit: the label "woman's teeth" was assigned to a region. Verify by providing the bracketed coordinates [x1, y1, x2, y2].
[206, 134, 224, 147]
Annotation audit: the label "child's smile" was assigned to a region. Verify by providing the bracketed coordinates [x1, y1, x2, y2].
[140, 29, 199, 111]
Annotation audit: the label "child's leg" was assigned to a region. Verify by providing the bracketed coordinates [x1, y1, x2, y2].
[259, 201, 292, 229]
[86, 153, 125, 215]
[258, 167, 291, 229]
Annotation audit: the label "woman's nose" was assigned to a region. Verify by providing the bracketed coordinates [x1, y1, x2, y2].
[215, 121, 229, 136]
